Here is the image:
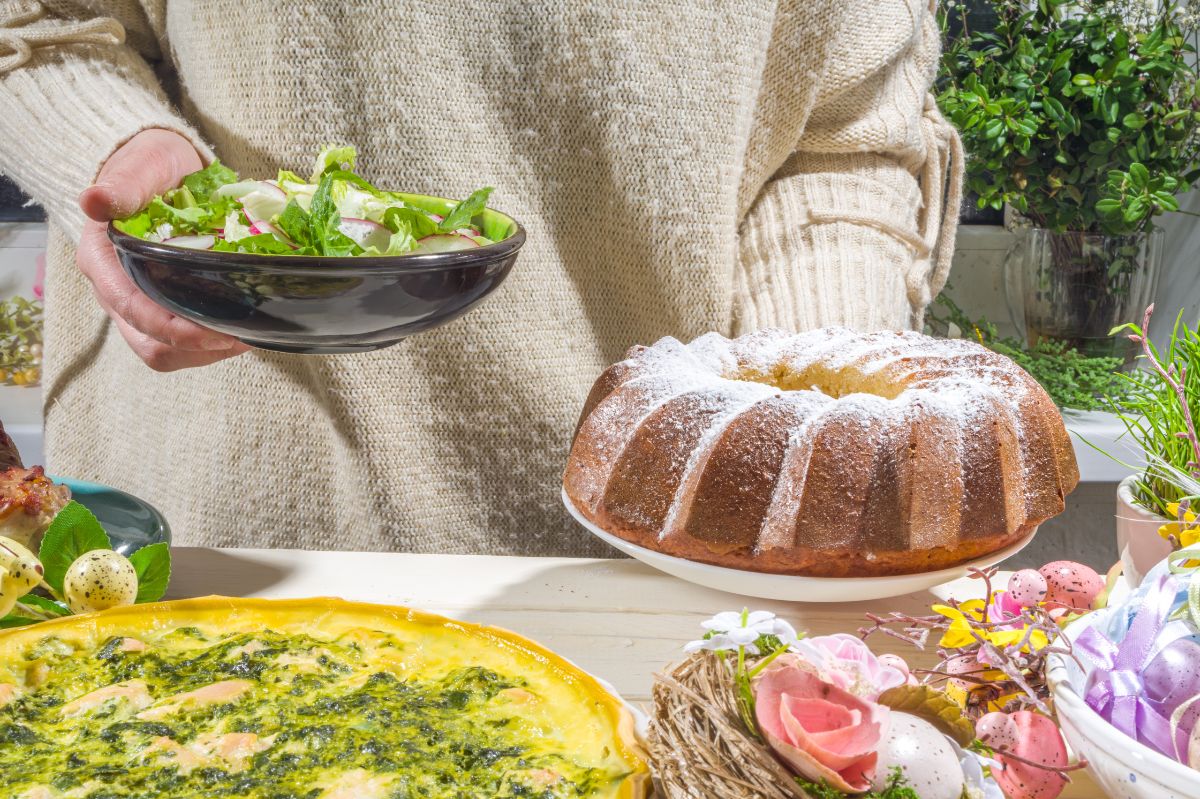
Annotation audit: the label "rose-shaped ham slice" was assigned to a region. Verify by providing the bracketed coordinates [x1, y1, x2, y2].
[754, 655, 888, 793]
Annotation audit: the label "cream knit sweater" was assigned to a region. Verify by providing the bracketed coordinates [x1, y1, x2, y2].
[0, 0, 961, 555]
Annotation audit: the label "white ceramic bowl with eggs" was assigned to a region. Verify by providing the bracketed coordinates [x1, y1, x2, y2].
[1047, 607, 1200, 799]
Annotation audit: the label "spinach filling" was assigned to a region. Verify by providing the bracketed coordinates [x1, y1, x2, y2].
[1, 629, 622, 798]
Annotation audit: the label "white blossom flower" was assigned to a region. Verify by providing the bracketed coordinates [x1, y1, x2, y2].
[685, 610, 800, 655]
[682, 633, 739, 654]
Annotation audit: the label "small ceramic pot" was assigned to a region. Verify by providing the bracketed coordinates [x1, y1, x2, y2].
[1116, 475, 1173, 586]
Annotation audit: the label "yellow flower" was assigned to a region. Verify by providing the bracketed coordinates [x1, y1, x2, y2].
[1160, 503, 1200, 547]
[932, 604, 980, 648]
[1166, 503, 1197, 522]
[931, 602, 1049, 652]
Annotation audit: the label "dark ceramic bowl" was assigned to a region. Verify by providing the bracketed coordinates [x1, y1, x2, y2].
[108, 194, 524, 354]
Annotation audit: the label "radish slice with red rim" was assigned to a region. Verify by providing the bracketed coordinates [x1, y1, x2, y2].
[413, 233, 480, 254]
[337, 217, 392, 251]
[163, 235, 216, 250]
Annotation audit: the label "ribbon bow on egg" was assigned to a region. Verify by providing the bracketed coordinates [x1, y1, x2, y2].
[1076, 548, 1200, 767]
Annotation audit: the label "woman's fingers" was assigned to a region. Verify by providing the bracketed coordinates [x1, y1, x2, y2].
[76, 218, 249, 367]
[78, 129, 204, 222]
[73, 129, 247, 371]
[109, 314, 248, 372]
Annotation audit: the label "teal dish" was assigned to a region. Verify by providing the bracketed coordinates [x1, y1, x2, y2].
[50, 476, 171, 556]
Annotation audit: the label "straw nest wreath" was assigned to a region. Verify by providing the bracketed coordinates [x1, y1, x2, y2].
[647, 653, 815, 799]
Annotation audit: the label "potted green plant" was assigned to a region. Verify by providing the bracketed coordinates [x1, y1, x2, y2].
[939, 0, 1200, 361]
[1108, 305, 1200, 583]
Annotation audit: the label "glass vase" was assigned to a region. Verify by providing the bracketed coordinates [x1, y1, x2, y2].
[1004, 227, 1163, 363]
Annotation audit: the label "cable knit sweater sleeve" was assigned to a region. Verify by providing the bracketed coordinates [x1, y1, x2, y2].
[0, 0, 210, 238]
[732, 0, 963, 334]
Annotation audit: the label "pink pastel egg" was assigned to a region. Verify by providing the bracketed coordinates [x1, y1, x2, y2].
[1007, 569, 1048, 607]
[993, 711, 1069, 799]
[977, 711, 1019, 751]
[943, 653, 985, 690]
[1038, 561, 1104, 611]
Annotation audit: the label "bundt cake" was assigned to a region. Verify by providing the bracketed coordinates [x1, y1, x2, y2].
[563, 328, 1079, 577]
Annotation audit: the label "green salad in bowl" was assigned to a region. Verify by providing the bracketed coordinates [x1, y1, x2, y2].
[106, 146, 524, 353]
[113, 145, 499, 256]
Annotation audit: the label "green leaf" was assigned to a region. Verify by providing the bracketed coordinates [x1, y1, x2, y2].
[18, 594, 70, 616]
[214, 233, 295, 255]
[308, 173, 360, 257]
[1129, 162, 1150, 188]
[38, 501, 113, 594]
[438, 187, 494, 234]
[877, 685, 977, 746]
[129, 543, 172, 603]
[181, 160, 238, 203]
[1071, 73, 1095, 85]
[0, 615, 38, 629]
[276, 200, 314, 249]
[309, 145, 358, 182]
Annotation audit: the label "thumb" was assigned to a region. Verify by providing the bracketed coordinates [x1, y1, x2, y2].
[79, 129, 204, 222]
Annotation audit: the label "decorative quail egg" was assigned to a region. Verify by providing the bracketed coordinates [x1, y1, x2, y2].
[871, 712, 965, 799]
[63, 550, 138, 614]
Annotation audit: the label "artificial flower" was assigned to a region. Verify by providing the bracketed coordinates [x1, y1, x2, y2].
[1159, 502, 1200, 548]
[753, 654, 888, 793]
[790, 633, 909, 700]
[685, 609, 798, 656]
[933, 600, 1049, 653]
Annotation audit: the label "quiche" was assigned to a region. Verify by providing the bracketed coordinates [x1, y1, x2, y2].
[0, 597, 649, 799]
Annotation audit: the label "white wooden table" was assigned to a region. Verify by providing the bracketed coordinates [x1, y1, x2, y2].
[167, 548, 1104, 798]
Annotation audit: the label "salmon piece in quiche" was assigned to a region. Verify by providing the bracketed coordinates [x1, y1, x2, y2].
[137, 679, 253, 720]
[60, 680, 152, 718]
[0, 682, 17, 707]
[319, 770, 395, 799]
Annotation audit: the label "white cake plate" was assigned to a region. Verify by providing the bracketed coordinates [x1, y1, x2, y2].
[563, 489, 1036, 602]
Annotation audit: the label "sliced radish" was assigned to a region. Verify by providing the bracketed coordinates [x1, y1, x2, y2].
[164, 235, 215, 250]
[240, 182, 288, 223]
[453, 227, 482, 237]
[429, 213, 444, 223]
[414, 233, 480, 254]
[213, 180, 269, 200]
[338, 217, 392, 251]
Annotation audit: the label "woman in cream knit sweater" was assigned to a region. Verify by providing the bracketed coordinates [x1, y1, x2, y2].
[0, 0, 961, 555]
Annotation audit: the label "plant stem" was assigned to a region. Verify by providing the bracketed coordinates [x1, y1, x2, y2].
[1132, 305, 1200, 476]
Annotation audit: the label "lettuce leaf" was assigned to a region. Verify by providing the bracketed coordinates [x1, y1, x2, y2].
[438, 187, 493, 233]
[212, 233, 295, 255]
[308, 173, 361, 256]
[383, 206, 438, 241]
[310, 145, 358, 182]
[182, 159, 238, 203]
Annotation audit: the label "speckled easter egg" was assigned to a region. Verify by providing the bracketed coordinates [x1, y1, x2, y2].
[871, 713, 965, 799]
[1038, 561, 1103, 610]
[63, 550, 138, 614]
[943, 653, 985, 691]
[1007, 569, 1048, 607]
[993, 711, 1068, 799]
[977, 711, 1019, 751]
